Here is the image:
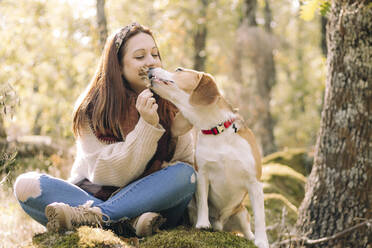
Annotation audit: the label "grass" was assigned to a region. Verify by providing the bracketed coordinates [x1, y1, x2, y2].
[0, 152, 73, 248]
[0, 185, 46, 248]
[22, 226, 255, 248]
[140, 226, 256, 248]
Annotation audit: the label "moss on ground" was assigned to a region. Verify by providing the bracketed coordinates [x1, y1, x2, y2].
[140, 226, 256, 248]
[26, 226, 256, 248]
[28, 226, 134, 248]
[262, 148, 313, 176]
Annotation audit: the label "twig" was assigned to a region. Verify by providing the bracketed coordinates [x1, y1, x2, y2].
[0, 171, 11, 185]
[305, 220, 371, 244]
[272, 220, 371, 247]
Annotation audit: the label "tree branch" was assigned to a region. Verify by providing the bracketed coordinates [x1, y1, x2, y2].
[273, 220, 371, 247]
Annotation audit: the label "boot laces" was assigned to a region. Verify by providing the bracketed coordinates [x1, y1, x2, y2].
[69, 200, 109, 228]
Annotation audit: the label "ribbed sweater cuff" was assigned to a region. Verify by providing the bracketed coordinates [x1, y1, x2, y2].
[134, 117, 165, 144]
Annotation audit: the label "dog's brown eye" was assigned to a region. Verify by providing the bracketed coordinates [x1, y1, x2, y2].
[175, 67, 183, 72]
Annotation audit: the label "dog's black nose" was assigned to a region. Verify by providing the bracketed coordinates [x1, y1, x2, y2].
[148, 68, 154, 79]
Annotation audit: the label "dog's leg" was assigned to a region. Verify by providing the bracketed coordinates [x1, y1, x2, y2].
[225, 208, 255, 240]
[212, 208, 233, 231]
[187, 196, 197, 226]
[195, 170, 211, 229]
[212, 214, 226, 231]
[247, 180, 269, 248]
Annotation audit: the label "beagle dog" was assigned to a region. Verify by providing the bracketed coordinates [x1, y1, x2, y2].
[148, 67, 269, 248]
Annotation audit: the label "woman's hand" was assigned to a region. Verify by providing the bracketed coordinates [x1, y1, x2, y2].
[136, 89, 159, 126]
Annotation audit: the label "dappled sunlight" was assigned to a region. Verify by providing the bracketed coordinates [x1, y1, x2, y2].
[0, 186, 46, 247]
[1, 0, 369, 247]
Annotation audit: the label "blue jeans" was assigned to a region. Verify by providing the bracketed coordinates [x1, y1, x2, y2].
[15, 162, 196, 228]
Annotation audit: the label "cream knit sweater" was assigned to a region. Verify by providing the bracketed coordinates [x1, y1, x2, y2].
[68, 116, 194, 187]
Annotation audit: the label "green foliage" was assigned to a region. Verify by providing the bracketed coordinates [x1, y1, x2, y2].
[320, 1, 331, 16]
[300, 0, 330, 21]
[0, 0, 99, 139]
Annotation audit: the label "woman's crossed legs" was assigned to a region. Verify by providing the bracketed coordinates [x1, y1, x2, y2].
[14, 162, 196, 230]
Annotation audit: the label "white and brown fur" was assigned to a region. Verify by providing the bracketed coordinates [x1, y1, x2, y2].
[148, 67, 269, 248]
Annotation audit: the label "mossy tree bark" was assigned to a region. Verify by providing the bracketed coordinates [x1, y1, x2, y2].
[297, 2, 372, 247]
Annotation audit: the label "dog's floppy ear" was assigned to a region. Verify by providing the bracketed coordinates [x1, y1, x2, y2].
[171, 112, 193, 137]
[189, 73, 219, 106]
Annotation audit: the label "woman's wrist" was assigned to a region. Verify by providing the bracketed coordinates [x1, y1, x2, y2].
[139, 117, 163, 131]
[140, 116, 158, 126]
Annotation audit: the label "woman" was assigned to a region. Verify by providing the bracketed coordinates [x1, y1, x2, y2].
[14, 22, 196, 237]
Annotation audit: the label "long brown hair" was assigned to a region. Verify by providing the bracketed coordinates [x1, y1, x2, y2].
[73, 24, 177, 143]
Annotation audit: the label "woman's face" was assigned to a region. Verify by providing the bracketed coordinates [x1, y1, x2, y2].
[121, 32, 162, 93]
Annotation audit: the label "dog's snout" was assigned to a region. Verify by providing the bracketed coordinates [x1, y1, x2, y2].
[148, 68, 155, 79]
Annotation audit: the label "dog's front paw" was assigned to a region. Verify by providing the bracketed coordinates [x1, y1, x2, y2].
[212, 221, 223, 231]
[245, 231, 255, 241]
[254, 239, 269, 248]
[195, 220, 211, 230]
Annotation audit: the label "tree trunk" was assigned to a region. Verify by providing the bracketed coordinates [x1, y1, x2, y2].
[193, 0, 209, 71]
[0, 115, 6, 138]
[297, 2, 372, 247]
[263, 0, 272, 32]
[235, 0, 276, 155]
[259, 0, 276, 155]
[320, 16, 327, 57]
[96, 0, 108, 51]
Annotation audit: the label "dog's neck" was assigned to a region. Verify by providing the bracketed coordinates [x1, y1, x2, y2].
[176, 97, 236, 131]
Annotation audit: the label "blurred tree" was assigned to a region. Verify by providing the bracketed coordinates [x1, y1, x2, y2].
[234, 0, 277, 155]
[0, 117, 5, 139]
[96, 0, 108, 51]
[297, 1, 372, 247]
[193, 0, 209, 71]
[270, 0, 324, 150]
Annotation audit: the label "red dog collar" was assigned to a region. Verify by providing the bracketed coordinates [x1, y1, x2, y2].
[201, 119, 236, 135]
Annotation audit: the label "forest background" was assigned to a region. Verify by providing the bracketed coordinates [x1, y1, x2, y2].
[2, 0, 369, 247]
[0, 0, 326, 151]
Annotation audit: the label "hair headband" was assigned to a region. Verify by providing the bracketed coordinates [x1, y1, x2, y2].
[114, 22, 140, 53]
